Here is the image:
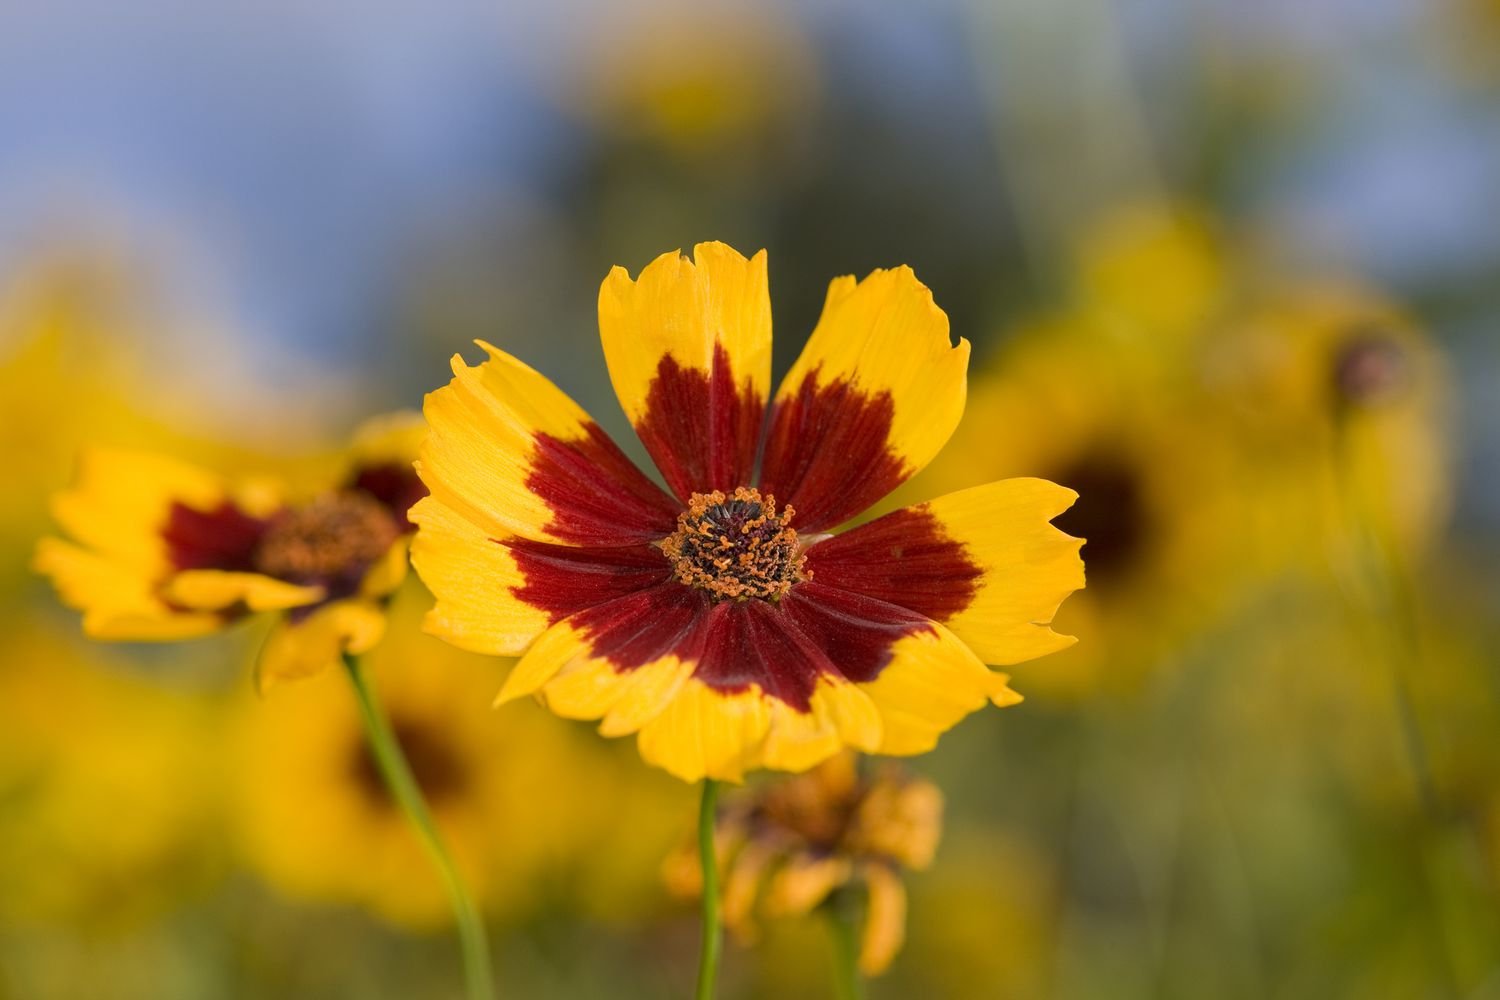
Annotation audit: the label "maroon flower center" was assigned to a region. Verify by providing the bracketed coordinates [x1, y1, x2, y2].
[350, 718, 467, 807]
[660, 487, 808, 602]
[253, 491, 399, 586]
[1332, 328, 1410, 408]
[1051, 456, 1146, 588]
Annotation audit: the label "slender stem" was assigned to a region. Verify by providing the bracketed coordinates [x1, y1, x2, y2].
[825, 895, 866, 1000]
[342, 654, 496, 1000]
[695, 778, 723, 1000]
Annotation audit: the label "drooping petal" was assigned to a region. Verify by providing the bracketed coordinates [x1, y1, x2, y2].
[418, 341, 679, 547]
[859, 863, 908, 976]
[764, 853, 854, 916]
[255, 599, 387, 693]
[759, 267, 970, 530]
[805, 478, 1084, 666]
[357, 537, 412, 599]
[416, 492, 672, 657]
[598, 242, 771, 501]
[161, 570, 323, 612]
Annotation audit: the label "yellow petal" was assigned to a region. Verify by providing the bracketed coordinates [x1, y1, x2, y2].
[358, 537, 411, 599]
[859, 864, 908, 976]
[50, 448, 230, 572]
[32, 537, 227, 640]
[419, 341, 677, 546]
[855, 622, 1018, 756]
[807, 478, 1084, 666]
[764, 854, 854, 916]
[723, 839, 779, 938]
[162, 570, 323, 612]
[636, 679, 772, 783]
[760, 267, 969, 530]
[256, 600, 387, 693]
[598, 242, 770, 498]
[412, 496, 554, 657]
[757, 679, 883, 774]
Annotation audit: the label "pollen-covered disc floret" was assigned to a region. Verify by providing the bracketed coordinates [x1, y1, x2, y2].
[255, 491, 399, 585]
[661, 486, 808, 602]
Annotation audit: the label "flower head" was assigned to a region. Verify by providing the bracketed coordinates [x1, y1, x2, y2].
[665, 753, 942, 976]
[413, 242, 1084, 781]
[34, 413, 427, 690]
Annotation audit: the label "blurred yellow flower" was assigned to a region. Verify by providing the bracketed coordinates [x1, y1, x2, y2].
[912, 321, 1243, 696]
[1203, 284, 1453, 567]
[566, 3, 817, 157]
[0, 627, 222, 928]
[34, 414, 427, 691]
[666, 753, 942, 976]
[232, 587, 594, 928]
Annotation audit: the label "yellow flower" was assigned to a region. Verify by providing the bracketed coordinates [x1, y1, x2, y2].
[0, 626, 221, 927]
[231, 587, 593, 927]
[665, 753, 941, 976]
[911, 321, 1243, 696]
[412, 242, 1085, 782]
[1203, 283, 1452, 565]
[567, 4, 816, 157]
[34, 413, 428, 690]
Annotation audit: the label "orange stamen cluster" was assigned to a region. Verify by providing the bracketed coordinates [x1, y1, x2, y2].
[254, 491, 398, 584]
[661, 487, 807, 602]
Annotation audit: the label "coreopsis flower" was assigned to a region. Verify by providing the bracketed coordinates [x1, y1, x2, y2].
[665, 753, 941, 976]
[34, 413, 427, 690]
[412, 243, 1084, 782]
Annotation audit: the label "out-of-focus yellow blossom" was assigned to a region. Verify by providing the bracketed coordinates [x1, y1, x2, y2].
[34, 413, 427, 691]
[911, 323, 1244, 697]
[566, 3, 817, 158]
[232, 587, 595, 928]
[666, 753, 942, 976]
[0, 627, 222, 928]
[1203, 284, 1452, 569]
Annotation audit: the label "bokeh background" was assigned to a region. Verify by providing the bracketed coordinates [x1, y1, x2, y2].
[2, 1, 1499, 997]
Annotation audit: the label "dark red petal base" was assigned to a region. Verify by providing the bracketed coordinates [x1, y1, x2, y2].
[802, 506, 981, 624]
[163, 501, 268, 572]
[349, 462, 429, 531]
[758, 367, 910, 532]
[636, 343, 763, 503]
[527, 423, 681, 545]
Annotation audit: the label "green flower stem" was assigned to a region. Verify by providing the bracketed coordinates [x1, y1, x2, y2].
[695, 778, 723, 1000]
[342, 653, 496, 1000]
[826, 895, 866, 1000]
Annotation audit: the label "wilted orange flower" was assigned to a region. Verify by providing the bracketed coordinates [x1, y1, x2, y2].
[34, 414, 427, 690]
[666, 753, 941, 976]
[412, 242, 1085, 782]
